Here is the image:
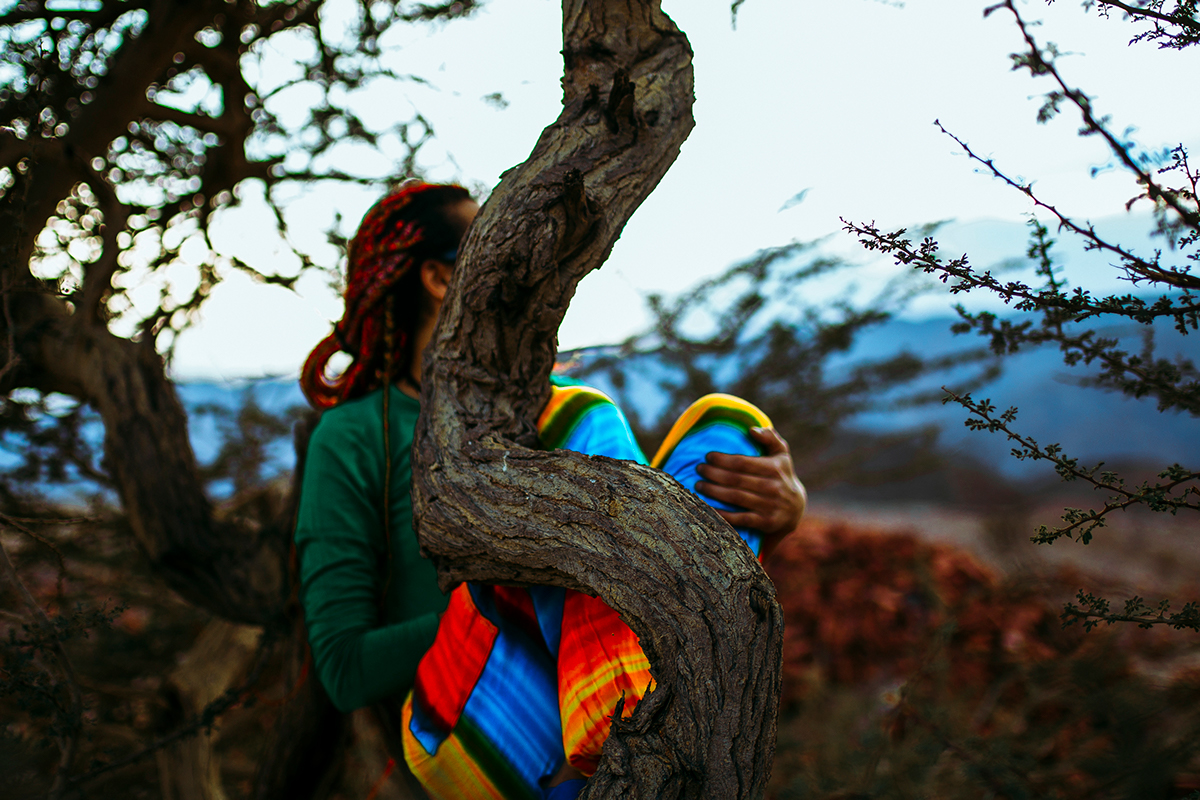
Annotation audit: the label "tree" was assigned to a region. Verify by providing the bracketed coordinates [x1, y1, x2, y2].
[0, 0, 783, 798]
[1, 0, 484, 620]
[845, 0, 1199, 632]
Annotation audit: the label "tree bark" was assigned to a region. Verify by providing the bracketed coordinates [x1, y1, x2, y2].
[412, 2, 784, 798]
[155, 619, 261, 800]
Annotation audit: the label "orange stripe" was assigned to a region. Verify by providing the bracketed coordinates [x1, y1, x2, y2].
[557, 592, 655, 775]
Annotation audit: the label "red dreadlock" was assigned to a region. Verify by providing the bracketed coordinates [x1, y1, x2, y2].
[300, 181, 471, 409]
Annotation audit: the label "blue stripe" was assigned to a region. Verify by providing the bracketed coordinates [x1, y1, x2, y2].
[660, 421, 764, 556]
[460, 626, 562, 792]
[557, 403, 648, 464]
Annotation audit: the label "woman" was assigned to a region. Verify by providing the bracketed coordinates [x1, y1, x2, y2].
[296, 182, 805, 799]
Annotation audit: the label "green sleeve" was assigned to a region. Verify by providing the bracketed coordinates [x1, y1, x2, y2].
[294, 403, 440, 713]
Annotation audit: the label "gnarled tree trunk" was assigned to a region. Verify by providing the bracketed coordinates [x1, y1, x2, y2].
[413, 2, 784, 797]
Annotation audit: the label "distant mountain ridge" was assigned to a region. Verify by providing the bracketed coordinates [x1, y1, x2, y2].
[8, 314, 1193, 502]
[176, 315, 1198, 488]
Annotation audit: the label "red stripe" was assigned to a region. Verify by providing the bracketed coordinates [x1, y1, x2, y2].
[413, 585, 498, 732]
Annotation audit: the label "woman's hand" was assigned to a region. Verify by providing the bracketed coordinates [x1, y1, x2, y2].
[695, 427, 806, 556]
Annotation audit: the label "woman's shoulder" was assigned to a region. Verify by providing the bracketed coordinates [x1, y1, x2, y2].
[314, 390, 382, 439]
[310, 387, 418, 448]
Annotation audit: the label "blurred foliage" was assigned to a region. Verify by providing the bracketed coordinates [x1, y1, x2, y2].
[6, 503, 1199, 798]
[0, 386, 301, 797]
[765, 519, 1200, 800]
[570, 238, 1001, 492]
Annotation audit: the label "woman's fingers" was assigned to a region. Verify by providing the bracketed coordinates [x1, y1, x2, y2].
[702, 450, 778, 477]
[749, 426, 790, 456]
[694, 478, 767, 511]
[694, 462, 776, 496]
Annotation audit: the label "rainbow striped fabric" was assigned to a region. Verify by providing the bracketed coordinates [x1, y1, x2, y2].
[402, 383, 772, 799]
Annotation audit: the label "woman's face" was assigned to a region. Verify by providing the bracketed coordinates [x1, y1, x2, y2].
[446, 199, 480, 249]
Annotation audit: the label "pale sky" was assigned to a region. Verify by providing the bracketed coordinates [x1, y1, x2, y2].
[169, 0, 1200, 380]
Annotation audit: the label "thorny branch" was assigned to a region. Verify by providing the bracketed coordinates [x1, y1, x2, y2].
[927, 122, 1200, 292]
[849, 0, 1200, 634]
[1062, 590, 1200, 632]
[943, 388, 1199, 544]
[843, 213, 1199, 326]
[845, 217, 1200, 414]
[991, 1, 1200, 233]
[1088, 0, 1200, 49]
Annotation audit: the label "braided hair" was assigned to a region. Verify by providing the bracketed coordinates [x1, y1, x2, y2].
[300, 181, 472, 409]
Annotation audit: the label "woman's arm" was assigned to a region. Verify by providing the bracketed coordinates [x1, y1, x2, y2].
[295, 407, 440, 712]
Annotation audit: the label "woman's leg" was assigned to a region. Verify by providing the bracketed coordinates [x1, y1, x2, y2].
[542, 385, 775, 778]
[538, 382, 656, 777]
[649, 393, 773, 557]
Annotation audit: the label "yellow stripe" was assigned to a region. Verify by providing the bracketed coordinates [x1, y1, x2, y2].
[402, 696, 507, 800]
[536, 385, 582, 431]
[649, 393, 772, 469]
[560, 654, 652, 714]
[560, 650, 654, 769]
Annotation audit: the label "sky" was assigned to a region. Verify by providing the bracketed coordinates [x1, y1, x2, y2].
[169, 0, 1200, 380]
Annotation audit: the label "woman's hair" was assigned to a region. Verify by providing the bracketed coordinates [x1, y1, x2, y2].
[300, 181, 472, 409]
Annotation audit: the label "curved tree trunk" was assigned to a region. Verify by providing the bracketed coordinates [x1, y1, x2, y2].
[413, 2, 784, 797]
[2, 293, 288, 624]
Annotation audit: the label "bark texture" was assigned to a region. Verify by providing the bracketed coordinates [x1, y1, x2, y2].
[412, 2, 784, 797]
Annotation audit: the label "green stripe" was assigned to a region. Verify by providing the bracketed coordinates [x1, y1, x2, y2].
[656, 406, 764, 467]
[454, 714, 541, 800]
[539, 392, 610, 451]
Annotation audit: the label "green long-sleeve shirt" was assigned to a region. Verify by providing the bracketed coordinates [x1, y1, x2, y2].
[294, 386, 448, 713]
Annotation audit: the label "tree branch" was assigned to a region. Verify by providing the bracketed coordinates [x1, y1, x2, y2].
[1096, 0, 1200, 36]
[932, 120, 1200, 290]
[1061, 590, 1200, 631]
[998, 0, 1200, 231]
[75, 153, 129, 325]
[942, 388, 1199, 544]
[414, 1, 782, 797]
